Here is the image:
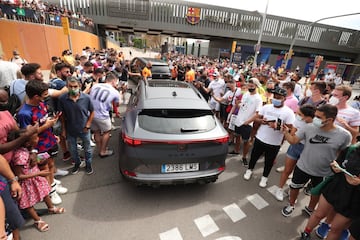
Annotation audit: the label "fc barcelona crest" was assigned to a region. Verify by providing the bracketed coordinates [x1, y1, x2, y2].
[186, 7, 201, 25]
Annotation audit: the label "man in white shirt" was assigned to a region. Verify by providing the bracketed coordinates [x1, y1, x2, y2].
[201, 72, 225, 118]
[231, 79, 262, 166]
[243, 87, 295, 188]
[329, 85, 360, 143]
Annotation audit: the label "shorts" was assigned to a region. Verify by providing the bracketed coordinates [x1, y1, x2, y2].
[349, 218, 360, 239]
[286, 143, 304, 160]
[38, 144, 58, 166]
[0, 176, 25, 231]
[234, 125, 252, 141]
[290, 165, 323, 189]
[91, 117, 112, 133]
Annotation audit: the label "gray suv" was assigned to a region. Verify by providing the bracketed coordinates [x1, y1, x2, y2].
[119, 80, 228, 186]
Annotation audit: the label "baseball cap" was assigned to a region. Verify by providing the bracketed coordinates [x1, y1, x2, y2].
[271, 87, 287, 97]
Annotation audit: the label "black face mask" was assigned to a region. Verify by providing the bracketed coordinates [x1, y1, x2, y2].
[267, 88, 274, 93]
[260, 80, 265, 85]
[86, 70, 94, 74]
[248, 88, 256, 93]
[0, 103, 10, 111]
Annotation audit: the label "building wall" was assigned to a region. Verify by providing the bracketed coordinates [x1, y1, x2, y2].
[0, 19, 99, 69]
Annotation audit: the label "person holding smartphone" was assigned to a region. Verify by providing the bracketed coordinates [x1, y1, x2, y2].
[243, 87, 295, 188]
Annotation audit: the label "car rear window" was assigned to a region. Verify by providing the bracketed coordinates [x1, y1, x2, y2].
[138, 109, 216, 134]
[152, 65, 170, 74]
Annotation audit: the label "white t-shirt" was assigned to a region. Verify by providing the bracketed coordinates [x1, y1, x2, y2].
[222, 88, 242, 105]
[90, 83, 120, 119]
[208, 79, 225, 111]
[256, 104, 295, 145]
[234, 93, 262, 127]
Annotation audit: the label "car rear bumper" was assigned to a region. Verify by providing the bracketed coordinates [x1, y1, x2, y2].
[121, 167, 224, 186]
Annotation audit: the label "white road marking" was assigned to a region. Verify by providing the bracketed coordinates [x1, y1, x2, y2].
[215, 237, 242, 240]
[159, 227, 183, 240]
[246, 193, 269, 210]
[194, 214, 219, 237]
[223, 203, 246, 222]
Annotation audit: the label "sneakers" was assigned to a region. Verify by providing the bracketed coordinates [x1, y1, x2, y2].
[72, 160, 86, 167]
[275, 188, 284, 201]
[77, 143, 84, 150]
[55, 184, 68, 195]
[303, 206, 314, 216]
[276, 166, 285, 172]
[53, 178, 61, 185]
[300, 232, 311, 240]
[242, 158, 248, 167]
[281, 204, 295, 217]
[259, 176, 268, 188]
[90, 140, 96, 147]
[62, 151, 71, 161]
[85, 164, 93, 175]
[54, 168, 69, 176]
[50, 190, 62, 205]
[340, 229, 350, 240]
[71, 164, 80, 174]
[243, 169, 253, 180]
[316, 222, 330, 239]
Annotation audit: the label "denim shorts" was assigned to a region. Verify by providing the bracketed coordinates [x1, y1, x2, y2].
[286, 143, 304, 160]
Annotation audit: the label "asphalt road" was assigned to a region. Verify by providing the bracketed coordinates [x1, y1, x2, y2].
[20, 88, 360, 240]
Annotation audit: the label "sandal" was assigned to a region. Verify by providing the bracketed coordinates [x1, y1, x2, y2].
[48, 206, 66, 214]
[34, 219, 49, 232]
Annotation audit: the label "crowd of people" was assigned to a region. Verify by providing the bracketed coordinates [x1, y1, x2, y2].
[165, 52, 360, 240]
[0, 45, 360, 240]
[0, 0, 94, 28]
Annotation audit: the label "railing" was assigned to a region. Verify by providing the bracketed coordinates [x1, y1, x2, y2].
[0, 3, 94, 34]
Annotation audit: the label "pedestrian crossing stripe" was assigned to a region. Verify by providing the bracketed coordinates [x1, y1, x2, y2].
[159, 193, 270, 239]
[223, 203, 246, 222]
[246, 193, 269, 210]
[194, 214, 220, 237]
[159, 227, 183, 240]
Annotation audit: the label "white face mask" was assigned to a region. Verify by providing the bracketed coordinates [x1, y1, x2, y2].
[328, 96, 340, 105]
[313, 117, 324, 128]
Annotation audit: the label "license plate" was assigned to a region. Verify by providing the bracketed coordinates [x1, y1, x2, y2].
[161, 163, 199, 173]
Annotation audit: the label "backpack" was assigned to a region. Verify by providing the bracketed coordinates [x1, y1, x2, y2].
[1, 84, 22, 116]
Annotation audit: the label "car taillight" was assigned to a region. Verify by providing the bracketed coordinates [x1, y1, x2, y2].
[123, 134, 142, 146]
[123, 170, 137, 177]
[213, 136, 229, 144]
[218, 166, 225, 172]
[122, 133, 228, 145]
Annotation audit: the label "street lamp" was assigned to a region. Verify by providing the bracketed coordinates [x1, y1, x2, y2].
[252, 0, 269, 68]
[285, 12, 360, 68]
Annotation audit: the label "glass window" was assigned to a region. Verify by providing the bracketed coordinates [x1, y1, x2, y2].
[138, 109, 216, 134]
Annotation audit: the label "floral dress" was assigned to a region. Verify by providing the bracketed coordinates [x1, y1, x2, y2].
[12, 148, 51, 209]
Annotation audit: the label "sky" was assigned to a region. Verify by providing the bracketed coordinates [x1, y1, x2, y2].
[183, 0, 360, 30]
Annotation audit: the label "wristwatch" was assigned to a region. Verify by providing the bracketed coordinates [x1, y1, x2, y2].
[8, 176, 18, 183]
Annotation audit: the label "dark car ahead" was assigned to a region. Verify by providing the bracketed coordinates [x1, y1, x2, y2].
[119, 80, 228, 186]
[129, 57, 171, 82]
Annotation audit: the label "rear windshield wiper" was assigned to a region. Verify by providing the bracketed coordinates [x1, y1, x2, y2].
[180, 128, 199, 132]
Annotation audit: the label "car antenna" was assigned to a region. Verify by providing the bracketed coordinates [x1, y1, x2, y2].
[172, 91, 177, 97]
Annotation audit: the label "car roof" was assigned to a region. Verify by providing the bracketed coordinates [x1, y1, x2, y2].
[138, 80, 210, 110]
[134, 57, 168, 66]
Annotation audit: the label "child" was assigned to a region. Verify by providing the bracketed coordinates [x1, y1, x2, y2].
[10, 130, 65, 232]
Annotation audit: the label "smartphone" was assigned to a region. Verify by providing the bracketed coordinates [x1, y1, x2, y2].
[276, 118, 282, 130]
[37, 152, 50, 162]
